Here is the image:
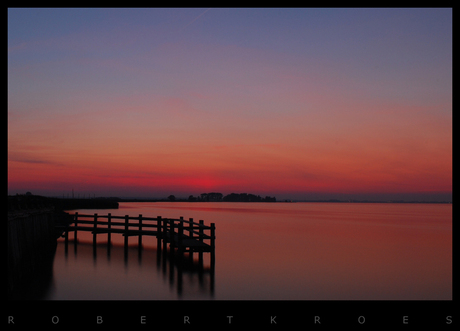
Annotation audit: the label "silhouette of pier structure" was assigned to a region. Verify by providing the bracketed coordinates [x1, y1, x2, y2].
[60, 213, 215, 277]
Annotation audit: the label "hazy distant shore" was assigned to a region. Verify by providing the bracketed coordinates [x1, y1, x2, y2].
[116, 198, 452, 204]
[8, 193, 451, 213]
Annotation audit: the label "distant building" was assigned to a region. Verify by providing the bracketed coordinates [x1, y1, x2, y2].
[200, 193, 223, 202]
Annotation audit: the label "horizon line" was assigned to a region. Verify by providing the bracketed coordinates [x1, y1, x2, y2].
[8, 193, 452, 204]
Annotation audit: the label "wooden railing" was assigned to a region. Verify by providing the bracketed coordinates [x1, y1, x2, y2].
[61, 212, 215, 267]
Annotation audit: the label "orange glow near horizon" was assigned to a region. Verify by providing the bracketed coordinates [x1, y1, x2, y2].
[7, 101, 452, 198]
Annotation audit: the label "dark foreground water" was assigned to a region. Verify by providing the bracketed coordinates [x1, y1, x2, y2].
[40, 202, 451, 300]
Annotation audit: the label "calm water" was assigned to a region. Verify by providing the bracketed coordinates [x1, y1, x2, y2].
[46, 202, 451, 300]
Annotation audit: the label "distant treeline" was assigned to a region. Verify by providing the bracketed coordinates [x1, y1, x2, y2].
[186, 192, 276, 202]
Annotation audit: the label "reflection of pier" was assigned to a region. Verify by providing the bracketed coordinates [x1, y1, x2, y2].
[159, 242, 215, 297]
[59, 213, 215, 297]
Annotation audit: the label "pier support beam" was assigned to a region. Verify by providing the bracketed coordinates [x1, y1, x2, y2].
[138, 214, 143, 253]
[74, 212, 78, 251]
[199, 220, 204, 266]
[124, 215, 129, 258]
[107, 213, 112, 255]
[210, 223, 216, 272]
[189, 218, 194, 264]
[162, 217, 167, 253]
[93, 213, 98, 256]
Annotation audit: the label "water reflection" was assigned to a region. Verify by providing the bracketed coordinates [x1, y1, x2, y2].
[8, 252, 56, 300]
[45, 202, 451, 300]
[58, 240, 214, 300]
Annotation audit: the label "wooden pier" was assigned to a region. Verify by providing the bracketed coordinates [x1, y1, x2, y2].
[60, 213, 215, 269]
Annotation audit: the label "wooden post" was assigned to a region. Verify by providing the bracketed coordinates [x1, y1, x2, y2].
[64, 223, 69, 254]
[157, 216, 162, 252]
[178, 221, 184, 261]
[210, 225, 215, 296]
[138, 214, 143, 251]
[170, 220, 175, 251]
[93, 213, 98, 248]
[178, 217, 183, 256]
[162, 217, 167, 253]
[169, 219, 176, 261]
[210, 223, 216, 271]
[199, 220, 204, 265]
[124, 215, 129, 256]
[189, 218, 194, 263]
[107, 213, 112, 251]
[74, 212, 78, 246]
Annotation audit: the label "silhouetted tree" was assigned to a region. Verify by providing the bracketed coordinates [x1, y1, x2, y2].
[200, 193, 223, 201]
[220, 193, 276, 202]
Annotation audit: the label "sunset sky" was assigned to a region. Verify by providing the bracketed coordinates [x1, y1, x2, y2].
[8, 8, 452, 201]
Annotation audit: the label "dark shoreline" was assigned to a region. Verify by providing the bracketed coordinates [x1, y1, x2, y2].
[8, 194, 119, 211]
